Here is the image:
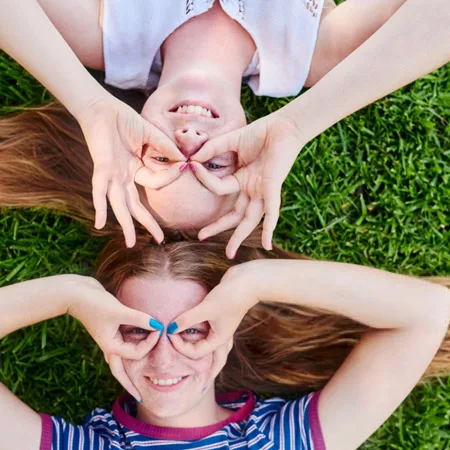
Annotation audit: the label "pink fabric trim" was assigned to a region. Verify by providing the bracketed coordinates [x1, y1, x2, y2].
[39, 413, 53, 450]
[112, 390, 256, 441]
[308, 391, 326, 450]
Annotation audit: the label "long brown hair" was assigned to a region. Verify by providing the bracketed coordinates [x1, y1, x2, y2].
[96, 230, 450, 396]
[1, 102, 450, 395]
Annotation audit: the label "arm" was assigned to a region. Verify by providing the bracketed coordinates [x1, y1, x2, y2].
[0, 0, 107, 118]
[170, 259, 450, 449]
[282, 0, 450, 143]
[0, 275, 80, 450]
[250, 260, 450, 450]
[0, 0, 186, 246]
[306, 0, 407, 86]
[0, 275, 160, 450]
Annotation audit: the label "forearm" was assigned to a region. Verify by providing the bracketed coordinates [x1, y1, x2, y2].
[0, 0, 108, 118]
[251, 259, 450, 330]
[0, 275, 80, 338]
[282, 0, 450, 144]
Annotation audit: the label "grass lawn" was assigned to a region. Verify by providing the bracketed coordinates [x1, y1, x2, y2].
[0, 47, 449, 449]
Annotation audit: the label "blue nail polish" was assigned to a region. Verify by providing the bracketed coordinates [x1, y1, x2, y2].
[135, 397, 142, 405]
[202, 386, 207, 392]
[150, 318, 164, 333]
[167, 322, 178, 335]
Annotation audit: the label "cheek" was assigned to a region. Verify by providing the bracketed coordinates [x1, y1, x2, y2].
[185, 353, 214, 378]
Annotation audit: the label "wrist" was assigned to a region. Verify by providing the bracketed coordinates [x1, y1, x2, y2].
[72, 88, 116, 123]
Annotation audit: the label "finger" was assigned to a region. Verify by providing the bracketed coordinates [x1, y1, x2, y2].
[134, 162, 185, 189]
[113, 331, 160, 360]
[108, 182, 136, 248]
[191, 130, 240, 163]
[191, 162, 240, 195]
[169, 332, 222, 360]
[143, 121, 185, 161]
[169, 301, 212, 335]
[203, 339, 233, 389]
[226, 199, 264, 259]
[123, 308, 164, 332]
[108, 354, 141, 401]
[198, 194, 249, 241]
[125, 184, 164, 243]
[261, 184, 281, 251]
[92, 171, 109, 229]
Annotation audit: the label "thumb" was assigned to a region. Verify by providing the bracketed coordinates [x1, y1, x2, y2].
[135, 162, 185, 189]
[191, 162, 240, 196]
[142, 121, 185, 161]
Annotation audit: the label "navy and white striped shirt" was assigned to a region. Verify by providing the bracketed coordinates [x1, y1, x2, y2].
[40, 391, 325, 450]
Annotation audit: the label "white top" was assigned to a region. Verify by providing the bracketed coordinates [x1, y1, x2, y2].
[102, 0, 324, 98]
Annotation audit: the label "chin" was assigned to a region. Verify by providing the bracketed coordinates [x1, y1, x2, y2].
[143, 394, 191, 419]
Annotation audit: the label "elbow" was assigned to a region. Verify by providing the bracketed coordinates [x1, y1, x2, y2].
[421, 285, 450, 333]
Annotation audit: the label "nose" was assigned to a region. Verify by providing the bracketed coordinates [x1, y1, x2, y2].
[174, 128, 208, 158]
[147, 334, 176, 370]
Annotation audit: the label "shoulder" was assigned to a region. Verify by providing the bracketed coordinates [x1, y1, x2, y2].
[41, 408, 119, 450]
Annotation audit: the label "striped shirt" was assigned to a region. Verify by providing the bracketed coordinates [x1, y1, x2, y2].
[40, 390, 325, 450]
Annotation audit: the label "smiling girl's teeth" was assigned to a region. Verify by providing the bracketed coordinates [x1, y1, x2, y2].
[150, 377, 183, 386]
[175, 105, 213, 117]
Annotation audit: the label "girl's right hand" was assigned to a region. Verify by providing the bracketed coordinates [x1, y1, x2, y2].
[167, 262, 261, 359]
[67, 276, 162, 400]
[77, 96, 186, 247]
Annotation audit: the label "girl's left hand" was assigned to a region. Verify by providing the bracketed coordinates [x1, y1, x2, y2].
[190, 113, 305, 258]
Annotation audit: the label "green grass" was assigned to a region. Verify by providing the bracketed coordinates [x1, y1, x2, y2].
[1, 49, 450, 448]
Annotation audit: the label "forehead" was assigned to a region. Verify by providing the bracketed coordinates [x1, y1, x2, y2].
[118, 276, 207, 324]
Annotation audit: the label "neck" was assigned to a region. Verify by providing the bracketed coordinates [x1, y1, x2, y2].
[136, 388, 231, 428]
[159, 1, 256, 96]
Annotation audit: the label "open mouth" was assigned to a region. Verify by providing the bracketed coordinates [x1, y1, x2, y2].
[145, 375, 189, 392]
[169, 102, 219, 119]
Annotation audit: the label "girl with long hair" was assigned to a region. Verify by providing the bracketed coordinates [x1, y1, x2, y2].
[1, 0, 449, 252]
[1, 231, 450, 450]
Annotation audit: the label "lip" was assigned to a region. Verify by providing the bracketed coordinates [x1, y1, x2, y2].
[169, 100, 219, 119]
[144, 375, 189, 393]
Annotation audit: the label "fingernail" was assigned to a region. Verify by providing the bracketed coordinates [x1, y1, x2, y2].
[202, 386, 207, 392]
[167, 322, 178, 335]
[179, 162, 189, 172]
[268, 243, 273, 251]
[135, 397, 142, 405]
[149, 318, 164, 333]
[189, 162, 197, 173]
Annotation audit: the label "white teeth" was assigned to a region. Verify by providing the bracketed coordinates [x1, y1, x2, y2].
[150, 377, 183, 386]
[174, 104, 213, 118]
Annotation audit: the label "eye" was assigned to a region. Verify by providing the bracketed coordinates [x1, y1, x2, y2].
[125, 327, 149, 335]
[121, 327, 151, 342]
[204, 162, 225, 171]
[153, 156, 170, 163]
[180, 327, 206, 343]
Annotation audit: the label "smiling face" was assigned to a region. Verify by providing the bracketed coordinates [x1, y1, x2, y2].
[118, 275, 222, 424]
[139, 71, 245, 228]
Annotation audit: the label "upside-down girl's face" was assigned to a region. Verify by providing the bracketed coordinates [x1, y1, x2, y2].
[139, 71, 244, 228]
[118, 276, 217, 420]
